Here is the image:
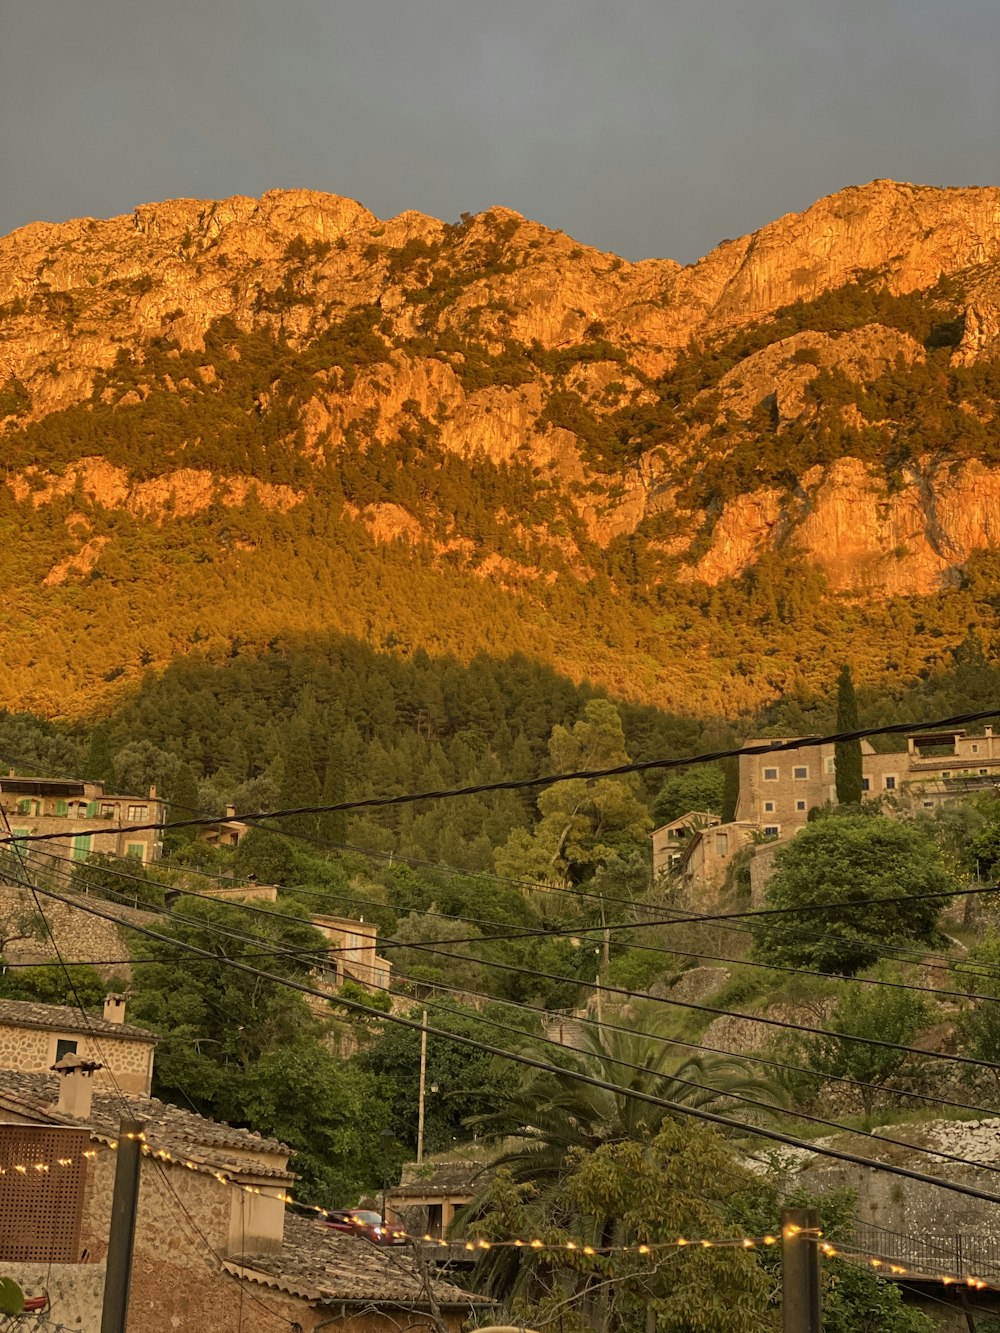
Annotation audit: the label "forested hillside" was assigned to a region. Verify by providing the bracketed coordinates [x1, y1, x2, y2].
[2, 180, 1000, 716]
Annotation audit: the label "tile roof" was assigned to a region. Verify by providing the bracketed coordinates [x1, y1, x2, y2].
[0, 1070, 293, 1179]
[391, 1158, 484, 1198]
[227, 1213, 489, 1308]
[0, 999, 157, 1043]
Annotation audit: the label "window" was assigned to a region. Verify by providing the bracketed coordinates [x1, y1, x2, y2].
[763, 825, 780, 838]
[795, 800, 806, 812]
[861, 778, 870, 792]
[100, 803, 115, 819]
[72, 834, 92, 862]
[825, 757, 836, 775]
[793, 766, 808, 780]
[923, 801, 934, 809]
[762, 767, 778, 781]
[973, 745, 980, 754]
[885, 776, 896, 791]
[127, 805, 148, 821]
[15, 799, 29, 815]
[763, 801, 775, 813]
[125, 843, 145, 861]
[54, 799, 68, 817]
[982, 769, 989, 776]
[714, 832, 729, 857]
[54, 1038, 78, 1062]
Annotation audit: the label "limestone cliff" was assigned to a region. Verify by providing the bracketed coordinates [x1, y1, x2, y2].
[3, 178, 1000, 712]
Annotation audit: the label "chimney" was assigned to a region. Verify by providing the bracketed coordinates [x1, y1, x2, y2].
[225, 805, 236, 819]
[52, 1054, 101, 1120]
[104, 993, 126, 1024]
[987, 727, 994, 739]
[149, 784, 157, 800]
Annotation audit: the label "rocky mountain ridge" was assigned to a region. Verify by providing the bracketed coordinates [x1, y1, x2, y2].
[2, 178, 1000, 714]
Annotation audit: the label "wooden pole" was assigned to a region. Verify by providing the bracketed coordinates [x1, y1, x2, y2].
[781, 1206, 822, 1333]
[416, 1009, 428, 1165]
[100, 1118, 145, 1333]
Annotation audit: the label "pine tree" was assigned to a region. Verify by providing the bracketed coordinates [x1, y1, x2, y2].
[319, 736, 348, 845]
[834, 665, 863, 805]
[276, 713, 322, 840]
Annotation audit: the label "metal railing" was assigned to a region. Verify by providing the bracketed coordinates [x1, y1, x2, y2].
[849, 1220, 1000, 1281]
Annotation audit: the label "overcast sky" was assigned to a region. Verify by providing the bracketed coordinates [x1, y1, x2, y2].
[2, 1, 998, 263]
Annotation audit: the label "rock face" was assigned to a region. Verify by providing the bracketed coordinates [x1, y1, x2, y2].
[3, 178, 1000, 712]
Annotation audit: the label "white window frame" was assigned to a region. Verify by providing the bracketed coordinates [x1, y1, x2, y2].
[795, 799, 806, 811]
[793, 766, 809, 780]
[763, 800, 775, 814]
[762, 825, 780, 838]
[884, 775, 897, 791]
[762, 767, 779, 782]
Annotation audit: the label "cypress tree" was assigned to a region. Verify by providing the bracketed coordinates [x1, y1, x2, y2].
[168, 763, 201, 842]
[834, 665, 863, 805]
[84, 723, 116, 789]
[276, 713, 322, 840]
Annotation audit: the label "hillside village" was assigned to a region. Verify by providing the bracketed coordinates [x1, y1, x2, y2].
[4, 676, 1000, 1328]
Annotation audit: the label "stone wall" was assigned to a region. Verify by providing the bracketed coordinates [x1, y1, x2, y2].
[0, 1259, 106, 1328]
[0, 884, 154, 979]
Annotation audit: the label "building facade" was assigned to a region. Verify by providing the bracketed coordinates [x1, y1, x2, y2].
[0, 1000, 482, 1332]
[0, 775, 165, 871]
[0, 996, 156, 1096]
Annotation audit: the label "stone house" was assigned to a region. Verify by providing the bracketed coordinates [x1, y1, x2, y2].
[651, 812, 721, 881]
[311, 914, 393, 993]
[656, 727, 1000, 898]
[669, 820, 758, 897]
[0, 1001, 484, 1332]
[387, 1160, 483, 1240]
[0, 995, 156, 1095]
[0, 774, 165, 872]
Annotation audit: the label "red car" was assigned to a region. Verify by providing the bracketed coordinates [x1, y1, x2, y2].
[326, 1209, 406, 1245]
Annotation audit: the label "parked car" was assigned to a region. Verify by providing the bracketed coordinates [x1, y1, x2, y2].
[325, 1209, 406, 1245]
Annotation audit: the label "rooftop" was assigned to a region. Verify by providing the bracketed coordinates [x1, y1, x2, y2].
[0, 1070, 293, 1180]
[0, 999, 157, 1044]
[228, 1213, 489, 1309]
[392, 1158, 484, 1199]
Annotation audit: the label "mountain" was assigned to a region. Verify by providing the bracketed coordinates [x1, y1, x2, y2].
[2, 179, 1000, 717]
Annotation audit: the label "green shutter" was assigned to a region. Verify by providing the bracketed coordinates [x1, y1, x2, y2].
[86, 801, 99, 817]
[125, 843, 145, 861]
[55, 799, 68, 817]
[72, 834, 92, 862]
[16, 799, 29, 815]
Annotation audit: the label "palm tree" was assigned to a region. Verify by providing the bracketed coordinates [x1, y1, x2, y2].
[474, 1002, 781, 1188]
[458, 1005, 782, 1318]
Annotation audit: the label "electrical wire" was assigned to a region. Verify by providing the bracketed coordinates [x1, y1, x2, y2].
[4, 706, 999, 847]
[15, 844, 1000, 1077]
[16, 837, 1000, 1011]
[17, 868, 1000, 1211]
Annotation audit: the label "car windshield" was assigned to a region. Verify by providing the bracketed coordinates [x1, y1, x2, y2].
[351, 1211, 383, 1225]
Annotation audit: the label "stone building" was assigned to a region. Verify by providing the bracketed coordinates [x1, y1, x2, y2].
[0, 1001, 484, 1332]
[311, 914, 393, 992]
[387, 1160, 482, 1240]
[0, 774, 165, 871]
[651, 812, 721, 881]
[654, 727, 1000, 898]
[0, 995, 156, 1095]
[669, 820, 758, 897]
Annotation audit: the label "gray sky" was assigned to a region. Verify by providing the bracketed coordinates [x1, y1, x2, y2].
[2, 0, 998, 263]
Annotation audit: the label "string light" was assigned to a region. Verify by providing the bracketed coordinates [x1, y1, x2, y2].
[4, 1139, 997, 1290]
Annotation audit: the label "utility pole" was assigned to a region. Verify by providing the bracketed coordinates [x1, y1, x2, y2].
[416, 1009, 428, 1165]
[100, 1117, 145, 1333]
[781, 1206, 822, 1333]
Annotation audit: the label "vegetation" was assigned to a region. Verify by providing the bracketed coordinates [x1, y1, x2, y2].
[752, 815, 956, 975]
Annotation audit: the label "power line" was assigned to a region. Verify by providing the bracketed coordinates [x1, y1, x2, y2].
[5, 706, 999, 847]
[18, 838, 1000, 1010]
[14, 846, 1000, 1076]
[18, 869, 1000, 1212]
